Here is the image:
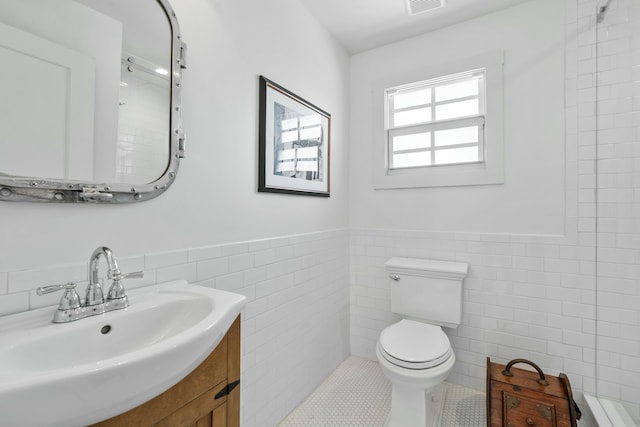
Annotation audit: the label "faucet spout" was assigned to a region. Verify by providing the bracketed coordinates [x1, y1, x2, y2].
[87, 246, 120, 306]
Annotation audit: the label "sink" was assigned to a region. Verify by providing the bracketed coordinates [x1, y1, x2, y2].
[0, 280, 246, 427]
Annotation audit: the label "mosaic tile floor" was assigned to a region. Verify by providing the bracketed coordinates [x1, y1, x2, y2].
[279, 356, 485, 426]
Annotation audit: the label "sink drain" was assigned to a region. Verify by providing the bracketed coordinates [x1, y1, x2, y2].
[101, 325, 112, 334]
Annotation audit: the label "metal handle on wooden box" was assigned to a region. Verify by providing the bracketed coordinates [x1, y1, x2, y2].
[501, 358, 549, 386]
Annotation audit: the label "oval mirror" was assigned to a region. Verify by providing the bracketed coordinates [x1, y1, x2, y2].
[0, 0, 186, 203]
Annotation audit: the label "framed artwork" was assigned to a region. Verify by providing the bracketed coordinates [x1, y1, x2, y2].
[258, 76, 330, 197]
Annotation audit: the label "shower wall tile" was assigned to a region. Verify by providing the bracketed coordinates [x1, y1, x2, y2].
[590, 0, 640, 419]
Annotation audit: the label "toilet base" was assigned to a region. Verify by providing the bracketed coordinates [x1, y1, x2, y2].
[385, 383, 447, 427]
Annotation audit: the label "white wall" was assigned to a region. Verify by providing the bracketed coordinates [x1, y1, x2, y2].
[349, 0, 566, 235]
[0, 0, 349, 271]
[0, 0, 351, 426]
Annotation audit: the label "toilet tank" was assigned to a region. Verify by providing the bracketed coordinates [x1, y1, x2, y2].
[385, 257, 468, 328]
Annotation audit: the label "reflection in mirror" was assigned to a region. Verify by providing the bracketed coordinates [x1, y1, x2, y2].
[0, 0, 185, 203]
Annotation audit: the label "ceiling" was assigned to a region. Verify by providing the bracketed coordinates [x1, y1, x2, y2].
[296, 0, 533, 53]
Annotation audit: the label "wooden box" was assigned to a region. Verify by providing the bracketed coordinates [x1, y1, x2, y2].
[486, 358, 581, 427]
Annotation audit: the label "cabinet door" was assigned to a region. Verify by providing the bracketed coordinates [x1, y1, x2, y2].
[154, 386, 227, 427]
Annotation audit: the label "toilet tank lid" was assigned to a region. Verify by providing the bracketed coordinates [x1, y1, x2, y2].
[385, 257, 468, 279]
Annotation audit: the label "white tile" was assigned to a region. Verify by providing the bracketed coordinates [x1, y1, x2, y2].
[196, 257, 229, 280]
[188, 245, 223, 262]
[8, 263, 87, 293]
[156, 263, 196, 283]
[229, 253, 255, 273]
[215, 272, 245, 292]
[279, 357, 486, 427]
[145, 249, 188, 270]
[221, 242, 249, 256]
[253, 248, 276, 266]
[248, 239, 271, 252]
[0, 292, 29, 316]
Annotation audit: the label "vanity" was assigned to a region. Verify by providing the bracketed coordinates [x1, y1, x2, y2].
[93, 316, 241, 427]
[0, 278, 246, 427]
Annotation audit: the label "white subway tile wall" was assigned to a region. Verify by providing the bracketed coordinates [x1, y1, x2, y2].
[0, 229, 350, 427]
[592, 0, 640, 420]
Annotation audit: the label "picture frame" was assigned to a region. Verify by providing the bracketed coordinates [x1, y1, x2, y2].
[258, 76, 331, 197]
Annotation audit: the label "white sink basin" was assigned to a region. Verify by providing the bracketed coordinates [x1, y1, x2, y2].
[0, 280, 246, 427]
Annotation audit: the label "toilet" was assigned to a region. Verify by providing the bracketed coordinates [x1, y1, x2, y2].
[376, 257, 468, 427]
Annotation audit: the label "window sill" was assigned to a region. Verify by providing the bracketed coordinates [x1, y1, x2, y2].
[374, 160, 503, 189]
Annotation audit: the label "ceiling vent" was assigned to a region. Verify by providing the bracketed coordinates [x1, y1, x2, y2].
[405, 0, 446, 15]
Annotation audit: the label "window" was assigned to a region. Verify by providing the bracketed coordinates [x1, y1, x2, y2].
[386, 70, 485, 170]
[373, 51, 504, 189]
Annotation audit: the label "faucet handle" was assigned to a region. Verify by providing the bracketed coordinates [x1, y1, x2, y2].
[121, 270, 144, 279]
[36, 282, 81, 310]
[106, 271, 143, 303]
[110, 270, 144, 281]
[36, 282, 76, 295]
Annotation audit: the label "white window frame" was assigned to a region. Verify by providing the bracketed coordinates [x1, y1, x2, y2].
[387, 72, 486, 169]
[373, 51, 505, 189]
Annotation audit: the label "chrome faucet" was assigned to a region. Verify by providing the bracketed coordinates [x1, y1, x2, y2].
[37, 246, 143, 323]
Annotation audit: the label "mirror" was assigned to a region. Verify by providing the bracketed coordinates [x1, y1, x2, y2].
[0, 0, 186, 203]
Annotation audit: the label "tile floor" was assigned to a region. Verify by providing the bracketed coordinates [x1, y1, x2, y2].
[279, 356, 485, 426]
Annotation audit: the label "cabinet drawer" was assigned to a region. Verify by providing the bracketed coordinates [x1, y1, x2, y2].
[154, 381, 228, 427]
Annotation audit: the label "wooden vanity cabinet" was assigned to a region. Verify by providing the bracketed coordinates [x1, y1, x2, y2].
[92, 316, 240, 427]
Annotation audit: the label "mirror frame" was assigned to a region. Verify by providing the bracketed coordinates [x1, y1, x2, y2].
[0, 0, 186, 204]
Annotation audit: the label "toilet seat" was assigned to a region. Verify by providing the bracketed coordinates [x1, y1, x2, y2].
[379, 319, 452, 370]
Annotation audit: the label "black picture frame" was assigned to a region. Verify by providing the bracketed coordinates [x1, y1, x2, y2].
[258, 76, 331, 197]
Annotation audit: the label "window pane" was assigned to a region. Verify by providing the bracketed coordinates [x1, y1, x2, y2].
[435, 99, 478, 121]
[276, 161, 295, 172]
[394, 107, 431, 126]
[434, 126, 478, 147]
[392, 151, 431, 169]
[281, 130, 298, 143]
[393, 132, 431, 151]
[297, 146, 318, 159]
[435, 78, 479, 102]
[393, 88, 431, 109]
[300, 114, 321, 127]
[281, 118, 298, 130]
[300, 126, 321, 140]
[434, 146, 479, 165]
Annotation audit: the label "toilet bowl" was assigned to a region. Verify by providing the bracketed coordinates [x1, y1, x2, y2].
[376, 319, 456, 427]
[377, 257, 468, 427]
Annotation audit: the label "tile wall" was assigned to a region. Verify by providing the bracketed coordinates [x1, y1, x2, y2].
[0, 228, 350, 427]
[350, 229, 596, 392]
[590, 0, 640, 419]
